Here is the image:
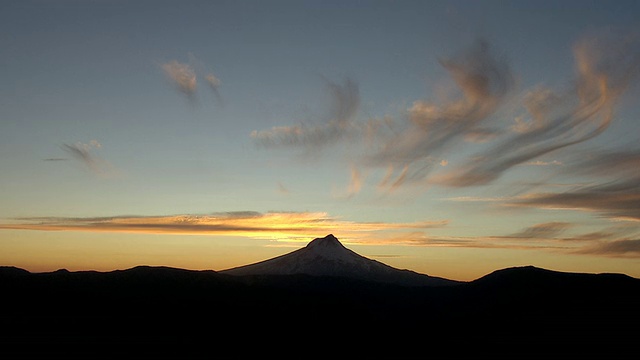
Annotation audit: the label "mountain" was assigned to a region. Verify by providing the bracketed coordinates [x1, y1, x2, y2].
[2, 244, 640, 357]
[220, 234, 460, 286]
[471, 264, 640, 289]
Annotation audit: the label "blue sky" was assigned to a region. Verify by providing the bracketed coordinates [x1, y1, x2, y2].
[1, 0, 640, 280]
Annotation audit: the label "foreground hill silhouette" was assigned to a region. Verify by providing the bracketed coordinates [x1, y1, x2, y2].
[1, 235, 639, 357]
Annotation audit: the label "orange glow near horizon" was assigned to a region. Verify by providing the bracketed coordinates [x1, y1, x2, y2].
[0, 212, 450, 245]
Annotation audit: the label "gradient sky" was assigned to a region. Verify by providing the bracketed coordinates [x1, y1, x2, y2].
[2, 0, 640, 281]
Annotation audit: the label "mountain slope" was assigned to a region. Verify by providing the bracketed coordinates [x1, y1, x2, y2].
[220, 234, 460, 286]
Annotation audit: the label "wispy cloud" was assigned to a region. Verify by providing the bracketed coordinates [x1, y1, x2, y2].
[410, 222, 640, 256]
[444, 196, 510, 202]
[161, 53, 222, 104]
[276, 181, 290, 195]
[434, 32, 640, 187]
[509, 222, 572, 239]
[510, 190, 640, 222]
[508, 149, 640, 221]
[251, 31, 640, 198]
[576, 239, 640, 257]
[3, 211, 640, 257]
[524, 160, 563, 166]
[60, 140, 117, 177]
[0, 211, 448, 244]
[332, 165, 365, 199]
[205, 73, 222, 104]
[250, 77, 360, 152]
[162, 60, 197, 97]
[190, 52, 223, 105]
[250, 38, 516, 190]
[364, 39, 514, 190]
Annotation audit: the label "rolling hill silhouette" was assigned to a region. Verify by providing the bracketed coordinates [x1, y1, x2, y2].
[1, 234, 639, 357]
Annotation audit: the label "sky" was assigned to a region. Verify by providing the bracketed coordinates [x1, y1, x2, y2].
[1, 0, 640, 281]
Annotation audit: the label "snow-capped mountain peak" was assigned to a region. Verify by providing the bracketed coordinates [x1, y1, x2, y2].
[304, 234, 355, 261]
[220, 234, 460, 286]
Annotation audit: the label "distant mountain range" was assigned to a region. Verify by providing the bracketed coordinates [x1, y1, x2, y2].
[2, 234, 639, 358]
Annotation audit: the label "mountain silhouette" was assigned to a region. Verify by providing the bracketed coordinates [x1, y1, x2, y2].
[1, 238, 640, 357]
[220, 234, 459, 286]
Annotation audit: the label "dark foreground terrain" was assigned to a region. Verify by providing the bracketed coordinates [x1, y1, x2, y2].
[1, 265, 639, 358]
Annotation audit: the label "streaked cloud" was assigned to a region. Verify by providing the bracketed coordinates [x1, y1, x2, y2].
[332, 165, 365, 199]
[192, 52, 223, 105]
[365, 39, 514, 190]
[205, 73, 222, 104]
[250, 38, 516, 190]
[277, 181, 290, 195]
[0, 211, 448, 244]
[509, 222, 572, 239]
[524, 160, 562, 166]
[251, 31, 640, 198]
[575, 239, 640, 257]
[435, 32, 640, 187]
[250, 77, 361, 152]
[510, 190, 640, 222]
[347, 166, 363, 197]
[205, 73, 221, 88]
[508, 149, 640, 221]
[444, 196, 510, 202]
[60, 140, 117, 177]
[563, 231, 618, 242]
[405, 223, 640, 257]
[3, 211, 639, 257]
